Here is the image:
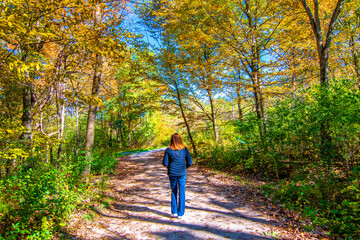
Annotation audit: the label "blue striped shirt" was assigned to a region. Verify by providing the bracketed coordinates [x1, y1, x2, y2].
[162, 147, 193, 176]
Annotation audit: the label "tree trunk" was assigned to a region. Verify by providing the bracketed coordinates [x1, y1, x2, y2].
[319, 50, 332, 164]
[173, 79, 197, 156]
[56, 78, 66, 160]
[119, 127, 124, 147]
[236, 85, 243, 120]
[84, 69, 102, 175]
[116, 128, 119, 145]
[127, 120, 131, 148]
[237, 100, 243, 120]
[251, 83, 262, 118]
[292, 75, 297, 99]
[21, 82, 33, 140]
[20, 49, 32, 140]
[207, 89, 219, 142]
[247, 0, 266, 142]
[56, 50, 67, 159]
[84, 5, 103, 176]
[75, 105, 79, 155]
[250, 63, 266, 143]
[350, 36, 360, 89]
[57, 102, 65, 159]
[319, 51, 330, 87]
[109, 124, 113, 147]
[247, 0, 263, 122]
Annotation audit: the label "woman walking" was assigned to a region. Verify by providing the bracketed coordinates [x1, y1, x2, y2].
[162, 133, 193, 218]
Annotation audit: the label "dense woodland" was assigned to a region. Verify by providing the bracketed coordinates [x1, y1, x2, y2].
[0, 0, 359, 239]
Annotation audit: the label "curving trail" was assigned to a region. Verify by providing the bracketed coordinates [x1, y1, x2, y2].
[70, 149, 320, 240]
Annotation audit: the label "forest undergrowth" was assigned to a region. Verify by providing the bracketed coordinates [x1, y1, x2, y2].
[195, 81, 360, 239]
[0, 147, 118, 239]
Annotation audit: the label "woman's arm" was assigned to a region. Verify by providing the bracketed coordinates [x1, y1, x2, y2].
[185, 148, 193, 168]
[162, 149, 169, 167]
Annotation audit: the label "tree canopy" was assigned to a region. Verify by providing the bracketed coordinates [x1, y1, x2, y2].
[0, 0, 360, 238]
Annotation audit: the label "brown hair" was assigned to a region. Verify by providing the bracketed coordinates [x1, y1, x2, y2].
[169, 133, 185, 150]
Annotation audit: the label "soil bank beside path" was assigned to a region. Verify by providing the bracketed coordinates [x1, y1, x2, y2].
[69, 148, 322, 240]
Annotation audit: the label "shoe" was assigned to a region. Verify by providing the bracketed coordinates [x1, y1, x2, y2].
[178, 215, 184, 219]
[170, 213, 178, 218]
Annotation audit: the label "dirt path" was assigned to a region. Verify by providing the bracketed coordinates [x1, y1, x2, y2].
[70, 149, 320, 240]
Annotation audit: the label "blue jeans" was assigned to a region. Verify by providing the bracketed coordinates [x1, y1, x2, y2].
[169, 175, 186, 216]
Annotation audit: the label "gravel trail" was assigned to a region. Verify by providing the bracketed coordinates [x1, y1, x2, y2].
[71, 148, 318, 240]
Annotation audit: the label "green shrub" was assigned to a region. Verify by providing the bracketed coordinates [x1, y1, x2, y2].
[0, 163, 82, 239]
[91, 150, 118, 175]
[262, 170, 360, 239]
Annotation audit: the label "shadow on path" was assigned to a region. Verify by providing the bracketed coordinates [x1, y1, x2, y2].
[92, 207, 273, 240]
[106, 195, 270, 226]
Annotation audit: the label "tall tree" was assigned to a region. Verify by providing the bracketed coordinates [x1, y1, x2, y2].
[84, 4, 104, 175]
[160, 45, 198, 155]
[300, 0, 345, 162]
